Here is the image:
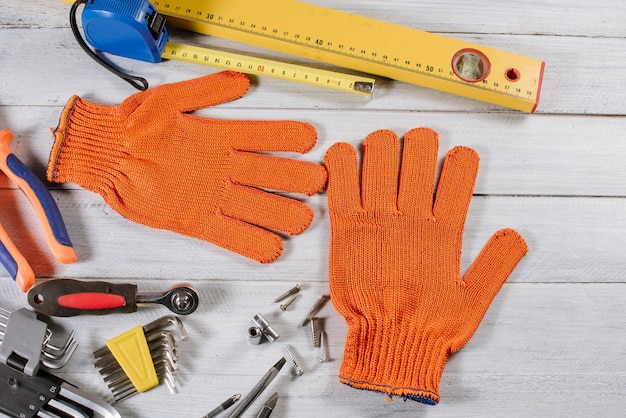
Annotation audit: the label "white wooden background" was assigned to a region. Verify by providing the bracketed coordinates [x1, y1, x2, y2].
[1, 1, 625, 417]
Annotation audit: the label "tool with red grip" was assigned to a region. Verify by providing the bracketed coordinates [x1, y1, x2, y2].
[0, 129, 76, 292]
[27, 279, 199, 316]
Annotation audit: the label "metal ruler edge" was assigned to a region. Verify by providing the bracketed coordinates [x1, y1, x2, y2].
[153, 0, 545, 112]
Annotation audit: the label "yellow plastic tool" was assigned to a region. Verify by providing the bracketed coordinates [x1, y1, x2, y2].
[152, 0, 545, 112]
[105, 326, 159, 393]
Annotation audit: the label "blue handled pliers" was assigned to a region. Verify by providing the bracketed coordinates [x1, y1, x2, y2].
[0, 128, 76, 292]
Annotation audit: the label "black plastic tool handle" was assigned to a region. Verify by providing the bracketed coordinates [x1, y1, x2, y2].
[0, 362, 64, 418]
[27, 279, 137, 316]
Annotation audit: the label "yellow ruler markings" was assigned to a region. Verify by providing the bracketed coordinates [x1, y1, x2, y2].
[153, 0, 545, 112]
[59, 0, 375, 95]
[162, 42, 375, 95]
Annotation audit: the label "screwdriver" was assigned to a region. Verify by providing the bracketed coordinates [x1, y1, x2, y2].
[27, 278, 199, 316]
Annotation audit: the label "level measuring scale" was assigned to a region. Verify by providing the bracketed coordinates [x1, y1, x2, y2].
[153, 0, 545, 112]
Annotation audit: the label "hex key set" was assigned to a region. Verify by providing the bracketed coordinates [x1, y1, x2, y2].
[0, 306, 120, 418]
[93, 315, 189, 402]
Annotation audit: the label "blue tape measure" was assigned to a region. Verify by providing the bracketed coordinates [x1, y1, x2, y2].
[81, 0, 168, 63]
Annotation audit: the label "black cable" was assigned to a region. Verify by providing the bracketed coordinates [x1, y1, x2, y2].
[70, 0, 149, 91]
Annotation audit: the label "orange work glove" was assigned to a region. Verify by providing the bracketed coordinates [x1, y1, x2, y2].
[324, 128, 528, 404]
[48, 71, 326, 263]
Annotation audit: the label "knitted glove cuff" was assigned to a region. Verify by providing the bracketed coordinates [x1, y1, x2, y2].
[47, 95, 127, 190]
[338, 315, 450, 405]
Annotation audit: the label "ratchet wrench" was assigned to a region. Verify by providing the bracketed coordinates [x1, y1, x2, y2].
[27, 279, 199, 316]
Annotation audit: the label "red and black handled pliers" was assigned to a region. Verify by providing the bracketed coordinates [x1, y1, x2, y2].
[0, 129, 76, 292]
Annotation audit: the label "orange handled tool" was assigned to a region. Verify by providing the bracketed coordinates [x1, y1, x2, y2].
[0, 129, 76, 292]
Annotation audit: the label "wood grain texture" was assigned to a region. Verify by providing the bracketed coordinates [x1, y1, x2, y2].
[1, 0, 625, 417]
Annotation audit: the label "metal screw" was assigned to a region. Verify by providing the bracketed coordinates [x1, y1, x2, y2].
[280, 294, 298, 311]
[309, 317, 320, 348]
[299, 294, 330, 327]
[274, 283, 301, 303]
[319, 331, 329, 363]
[284, 344, 304, 376]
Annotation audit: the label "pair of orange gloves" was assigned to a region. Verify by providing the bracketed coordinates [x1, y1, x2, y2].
[48, 71, 527, 405]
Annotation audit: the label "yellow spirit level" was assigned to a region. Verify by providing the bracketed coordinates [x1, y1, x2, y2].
[153, 0, 545, 112]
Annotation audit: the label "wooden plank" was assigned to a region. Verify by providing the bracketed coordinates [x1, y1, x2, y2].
[278, 1, 626, 39]
[2, 106, 626, 197]
[1, 0, 625, 417]
[1, 281, 622, 417]
[0, 188, 624, 284]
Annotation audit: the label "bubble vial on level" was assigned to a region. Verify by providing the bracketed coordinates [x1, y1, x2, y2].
[452, 49, 491, 82]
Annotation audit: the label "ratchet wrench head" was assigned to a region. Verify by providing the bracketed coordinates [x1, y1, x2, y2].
[136, 284, 199, 315]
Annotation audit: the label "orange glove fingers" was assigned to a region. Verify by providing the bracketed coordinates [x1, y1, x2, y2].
[448, 228, 528, 352]
[397, 127, 439, 216]
[210, 119, 319, 154]
[361, 130, 400, 213]
[152, 71, 251, 113]
[198, 214, 283, 263]
[464, 228, 528, 292]
[456, 227, 528, 335]
[221, 183, 315, 235]
[230, 151, 327, 196]
[432, 146, 479, 225]
[323, 142, 362, 216]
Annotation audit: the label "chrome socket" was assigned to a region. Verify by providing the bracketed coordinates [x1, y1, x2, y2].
[251, 313, 280, 343]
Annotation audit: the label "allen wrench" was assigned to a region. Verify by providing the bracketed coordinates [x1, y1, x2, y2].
[93, 315, 188, 402]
